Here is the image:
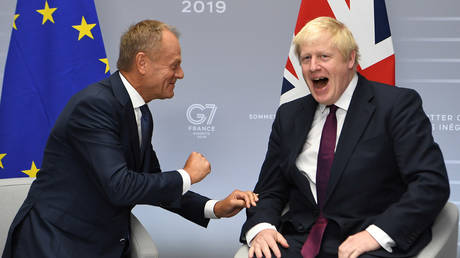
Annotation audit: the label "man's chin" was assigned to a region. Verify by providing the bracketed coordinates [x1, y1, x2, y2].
[312, 93, 333, 105]
[165, 86, 175, 99]
[161, 92, 174, 99]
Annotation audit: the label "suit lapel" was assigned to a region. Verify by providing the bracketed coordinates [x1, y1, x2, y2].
[125, 105, 142, 168]
[324, 75, 375, 206]
[288, 95, 319, 204]
[109, 71, 142, 168]
[291, 96, 317, 159]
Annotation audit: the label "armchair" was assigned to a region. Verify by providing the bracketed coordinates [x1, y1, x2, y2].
[0, 177, 159, 258]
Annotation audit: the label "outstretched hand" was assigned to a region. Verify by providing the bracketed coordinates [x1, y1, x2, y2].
[214, 190, 259, 218]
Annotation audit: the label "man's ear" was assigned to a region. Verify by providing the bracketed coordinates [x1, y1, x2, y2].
[135, 51, 148, 75]
[348, 50, 357, 69]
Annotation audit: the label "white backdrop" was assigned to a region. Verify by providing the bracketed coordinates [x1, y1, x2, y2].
[1, 1, 459, 257]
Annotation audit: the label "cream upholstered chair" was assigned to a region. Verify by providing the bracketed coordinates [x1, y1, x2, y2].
[414, 202, 458, 258]
[234, 202, 459, 258]
[0, 177, 159, 258]
[129, 213, 159, 258]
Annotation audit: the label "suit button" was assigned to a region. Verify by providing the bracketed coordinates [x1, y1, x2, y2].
[120, 238, 126, 245]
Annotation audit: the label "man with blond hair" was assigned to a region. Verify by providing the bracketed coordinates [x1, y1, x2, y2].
[241, 17, 449, 258]
[3, 19, 257, 258]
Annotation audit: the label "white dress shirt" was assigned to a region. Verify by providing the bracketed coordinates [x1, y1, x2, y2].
[246, 74, 395, 252]
[119, 72, 218, 219]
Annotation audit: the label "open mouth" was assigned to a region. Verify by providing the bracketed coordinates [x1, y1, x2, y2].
[312, 77, 329, 88]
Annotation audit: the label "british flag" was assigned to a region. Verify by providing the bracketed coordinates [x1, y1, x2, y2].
[280, 0, 395, 105]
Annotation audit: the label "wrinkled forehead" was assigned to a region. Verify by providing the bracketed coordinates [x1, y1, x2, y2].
[296, 29, 336, 53]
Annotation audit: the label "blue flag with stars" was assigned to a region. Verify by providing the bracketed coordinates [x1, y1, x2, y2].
[0, 0, 110, 178]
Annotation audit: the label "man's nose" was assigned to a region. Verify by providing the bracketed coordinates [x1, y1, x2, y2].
[309, 56, 320, 72]
[176, 65, 184, 79]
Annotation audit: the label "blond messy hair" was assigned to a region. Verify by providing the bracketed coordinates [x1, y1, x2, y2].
[293, 16, 360, 64]
[117, 19, 179, 71]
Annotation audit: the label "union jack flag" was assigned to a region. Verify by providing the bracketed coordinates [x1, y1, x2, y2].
[281, 0, 395, 104]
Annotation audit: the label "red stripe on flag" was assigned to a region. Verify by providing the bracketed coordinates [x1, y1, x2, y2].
[345, 0, 351, 9]
[358, 55, 396, 86]
[294, 0, 335, 35]
[285, 58, 299, 79]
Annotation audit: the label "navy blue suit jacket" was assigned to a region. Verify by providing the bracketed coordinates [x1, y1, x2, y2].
[3, 72, 210, 258]
[241, 74, 449, 257]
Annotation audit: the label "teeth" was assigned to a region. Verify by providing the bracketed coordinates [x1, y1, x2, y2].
[313, 77, 327, 81]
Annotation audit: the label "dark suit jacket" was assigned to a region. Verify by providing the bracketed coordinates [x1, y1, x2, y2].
[240, 74, 450, 257]
[2, 72, 210, 258]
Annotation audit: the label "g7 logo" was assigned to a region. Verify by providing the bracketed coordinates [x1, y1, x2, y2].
[186, 104, 217, 125]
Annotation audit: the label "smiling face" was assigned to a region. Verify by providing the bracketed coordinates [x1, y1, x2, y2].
[299, 32, 356, 105]
[140, 29, 184, 101]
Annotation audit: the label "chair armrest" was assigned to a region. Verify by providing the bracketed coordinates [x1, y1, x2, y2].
[130, 213, 159, 258]
[234, 245, 250, 258]
[414, 202, 459, 258]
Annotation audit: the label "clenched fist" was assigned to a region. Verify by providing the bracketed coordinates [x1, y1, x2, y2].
[183, 152, 211, 184]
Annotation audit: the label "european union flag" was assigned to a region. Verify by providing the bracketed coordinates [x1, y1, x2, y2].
[0, 0, 110, 178]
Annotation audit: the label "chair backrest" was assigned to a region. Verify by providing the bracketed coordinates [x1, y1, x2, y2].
[0, 177, 35, 252]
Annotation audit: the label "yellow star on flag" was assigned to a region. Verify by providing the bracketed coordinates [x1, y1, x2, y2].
[13, 14, 19, 30]
[0, 153, 6, 169]
[36, 1, 58, 25]
[99, 58, 110, 74]
[22, 161, 40, 178]
[72, 16, 96, 40]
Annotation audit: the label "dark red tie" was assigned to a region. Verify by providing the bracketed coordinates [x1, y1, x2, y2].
[301, 105, 338, 258]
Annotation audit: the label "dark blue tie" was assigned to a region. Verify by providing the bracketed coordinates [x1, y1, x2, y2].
[140, 104, 153, 155]
[301, 105, 338, 258]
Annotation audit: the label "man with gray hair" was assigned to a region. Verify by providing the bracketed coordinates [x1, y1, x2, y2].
[240, 16, 449, 258]
[3, 19, 257, 258]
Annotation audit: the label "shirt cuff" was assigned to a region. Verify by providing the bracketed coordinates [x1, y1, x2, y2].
[366, 224, 396, 253]
[177, 169, 191, 195]
[204, 199, 219, 219]
[246, 223, 277, 246]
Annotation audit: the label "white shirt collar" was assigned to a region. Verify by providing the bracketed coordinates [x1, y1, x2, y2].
[318, 73, 358, 113]
[119, 72, 146, 109]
